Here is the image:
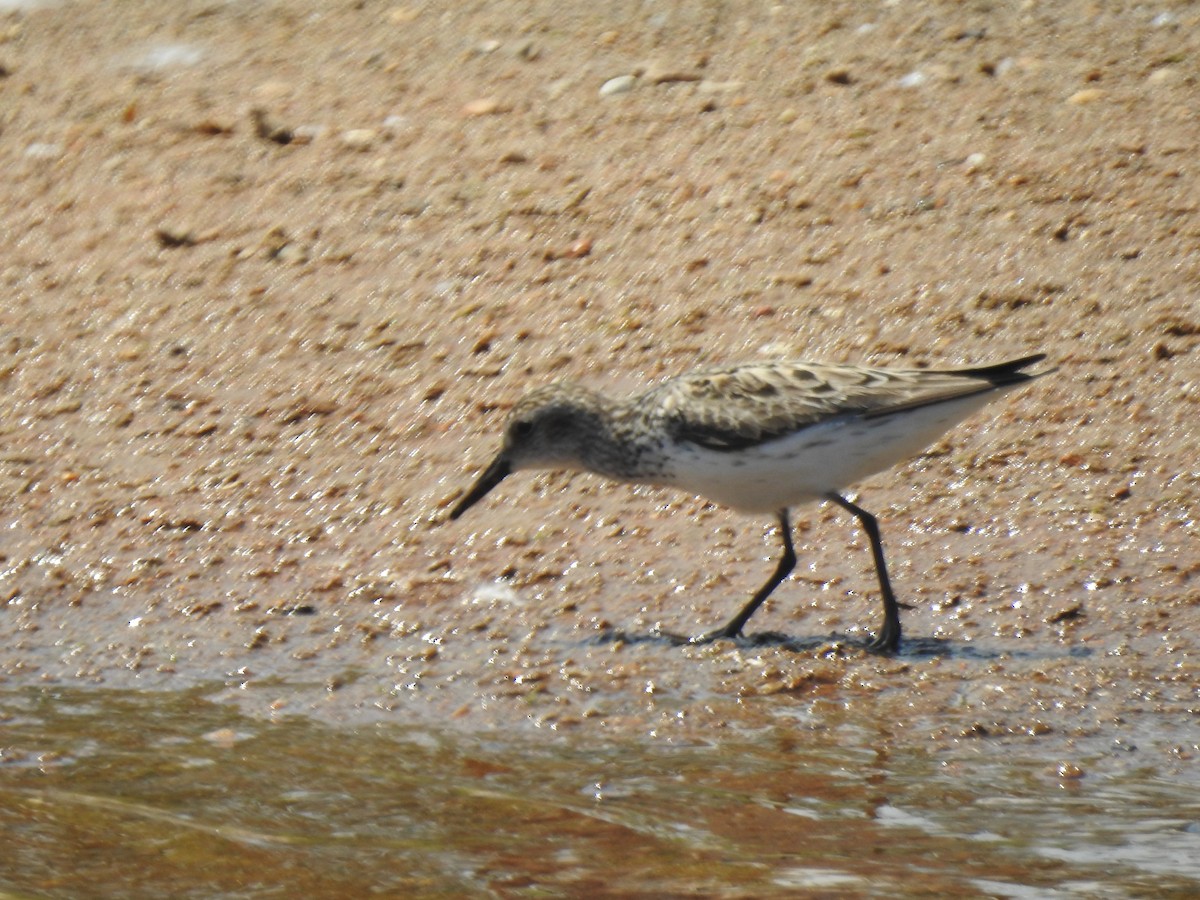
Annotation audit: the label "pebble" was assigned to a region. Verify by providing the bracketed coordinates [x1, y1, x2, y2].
[24, 142, 62, 160]
[340, 128, 378, 151]
[203, 728, 249, 748]
[191, 118, 235, 136]
[641, 61, 701, 85]
[381, 115, 411, 137]
[1067, 88, 1105, 105]
[275, 243, 308, 265]
[963, 152, 986, 173]
[1053, 762, 1086, 780]
[467, 582, 522, 606]
[387, 7, 419, 24]
[155, 225, 197, 248]
[462, 97, 507, 116]
[897, 70, 926, 88]
[512, 39, 539, 61]
[599, 74, 637, 97]
[128, 42, 205, 72]
[544, 238, 592, 261]
[290, 124, 322, 144]
[250, 108, 294, 144]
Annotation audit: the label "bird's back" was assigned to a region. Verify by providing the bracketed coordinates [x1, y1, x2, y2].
[625, 355, 1049, 511]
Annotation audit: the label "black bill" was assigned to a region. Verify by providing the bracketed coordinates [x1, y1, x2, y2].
[448, 456, 511, 519]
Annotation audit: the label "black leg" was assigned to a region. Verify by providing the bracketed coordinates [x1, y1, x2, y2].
[693, 509, 796, 643]
[826, 492, 901, 653]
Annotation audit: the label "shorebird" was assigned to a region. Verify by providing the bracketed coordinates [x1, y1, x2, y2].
[448, 353, 1051, 652]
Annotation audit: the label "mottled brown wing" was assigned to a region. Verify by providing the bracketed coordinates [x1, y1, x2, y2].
[647, 360, 1034, 451]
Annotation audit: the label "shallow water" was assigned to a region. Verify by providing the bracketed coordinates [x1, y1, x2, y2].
[1, 687, 1196, 898]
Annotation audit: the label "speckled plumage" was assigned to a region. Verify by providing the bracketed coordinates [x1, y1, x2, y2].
[649, 359, 1036, 449]
[448, 353, 1052, 651]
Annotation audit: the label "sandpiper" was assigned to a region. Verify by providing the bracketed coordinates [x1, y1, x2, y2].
[448, 353, 1051, 652]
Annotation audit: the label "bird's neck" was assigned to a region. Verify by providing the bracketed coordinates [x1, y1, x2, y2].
[577, 403, 668, 484]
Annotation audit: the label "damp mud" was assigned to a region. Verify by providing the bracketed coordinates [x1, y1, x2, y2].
[1, 0, 1198, 894]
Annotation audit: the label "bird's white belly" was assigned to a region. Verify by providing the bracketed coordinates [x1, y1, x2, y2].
[660, 393, 998, 513]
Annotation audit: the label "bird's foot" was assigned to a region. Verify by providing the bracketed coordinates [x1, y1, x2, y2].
[689, 626, 742, 645]
[865, 620, 902, 654]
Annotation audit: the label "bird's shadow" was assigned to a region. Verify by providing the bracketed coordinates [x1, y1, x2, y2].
[586, 628, 1092, 661]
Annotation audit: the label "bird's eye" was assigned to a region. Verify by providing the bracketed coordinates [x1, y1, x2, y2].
[512, 420, 534, 437]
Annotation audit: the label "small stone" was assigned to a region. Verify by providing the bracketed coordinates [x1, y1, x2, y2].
[250, 108, 294, 144]
[340, 128, 378, 151]
[275, 243, 308, 265]
[1152, 341, 1175, 360]
[513, 39, 539, 61]
[1067, 88, 1105, 105]
[192, 118, 235, 136]
[770, 272, 813, 288]
[203, 728, 246, 748]
[825, 68, 853, 85]
[897, 70, 926, 88]
[565, 238, 593, 258]
[544, 238, 593, 261]
[642, 61, 701, 85]
[128, 43, 204, 72]
[599, 74, 637, 97]
[963, 152, 986, 173]
[24, 142, 62, 160]
[289, 124, 321, 145]
[1147, 67, 1179, 85]
[1046, 602, 1083, 624]
[155, 225, 197, 248]
[387, 7, 420, 25]
[462, 97, 507, 116]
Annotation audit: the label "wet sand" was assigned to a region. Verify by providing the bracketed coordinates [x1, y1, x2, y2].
[1, 0, 1197, 776]
[2, 686, 1196, 896]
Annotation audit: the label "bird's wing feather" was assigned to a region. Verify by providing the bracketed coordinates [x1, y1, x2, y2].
[646, 361, 1018, 451]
